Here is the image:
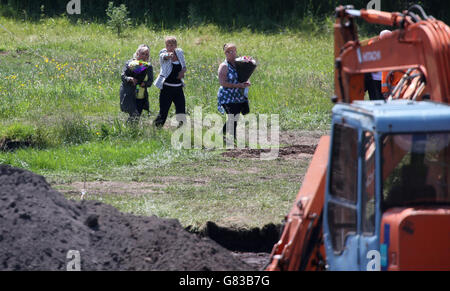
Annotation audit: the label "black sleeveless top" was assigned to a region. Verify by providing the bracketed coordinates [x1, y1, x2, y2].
[165, 62, 182, 84]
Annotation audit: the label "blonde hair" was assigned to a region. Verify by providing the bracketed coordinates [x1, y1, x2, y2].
[165, 36, 177, 45]
[223, 43, 236, 52]
[133, 44, 149, 59]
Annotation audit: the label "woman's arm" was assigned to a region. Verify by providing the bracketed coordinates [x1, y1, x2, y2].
[218, 63, 249, 89]
[176, 49, 186, 79]
[160, 49, 173, 62]
[121, 61, 137, 85]
[163, 52, 174, 60]
[177, 66, 186, 79]
[144, 65, 154, 87]
[120, 62, 130, 83]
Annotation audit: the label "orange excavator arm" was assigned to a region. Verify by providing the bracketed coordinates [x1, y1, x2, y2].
[266, 136, 330, 271]
[334, 6, 450, 104]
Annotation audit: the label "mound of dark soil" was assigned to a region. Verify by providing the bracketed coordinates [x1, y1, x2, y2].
[0, 165, 253, 271]
[222, 145, 317, 159]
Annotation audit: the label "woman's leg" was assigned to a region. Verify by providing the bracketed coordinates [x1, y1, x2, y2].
[172, 87, 186, 126]
[222, 103, 242, 140]
[127, 100, 141, 124]
[241, 101, 250, 115]
[154, 86, 173, 127]
[143, 93, 150, 116]
[136, 98, 145, 116]
[373, 80, 383, 100]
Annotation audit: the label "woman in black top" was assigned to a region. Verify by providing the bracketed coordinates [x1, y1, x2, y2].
[120, 44, 154, 123]
[153, 37, 187, 128]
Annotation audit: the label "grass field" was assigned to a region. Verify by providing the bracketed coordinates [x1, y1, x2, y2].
[0, 17, 334, 230]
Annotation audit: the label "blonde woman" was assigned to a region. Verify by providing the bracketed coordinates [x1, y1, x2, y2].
[120, 44, 154, 122]
[153, 36, 187, 128]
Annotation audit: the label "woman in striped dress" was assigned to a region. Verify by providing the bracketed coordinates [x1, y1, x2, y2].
[217, 43, 251, 142]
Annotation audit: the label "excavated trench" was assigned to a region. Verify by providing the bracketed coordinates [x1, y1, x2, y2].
[187, 222, 281, 253]
[186, 222, 282, 270]
[197, 222, 282, 271]
[0, 138, 32, 152]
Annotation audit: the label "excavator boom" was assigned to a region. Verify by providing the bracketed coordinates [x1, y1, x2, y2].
[334, 6, 450, 103]
[266, 136, 329, 271]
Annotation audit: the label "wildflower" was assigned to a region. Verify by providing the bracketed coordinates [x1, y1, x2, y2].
[45, 58, 49, 63]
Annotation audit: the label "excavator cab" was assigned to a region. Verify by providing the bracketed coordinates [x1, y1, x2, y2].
[323, 100, 450, 270]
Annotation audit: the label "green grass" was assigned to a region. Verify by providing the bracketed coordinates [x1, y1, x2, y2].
[0, 17, 333, 229]
[0, 17, 334, 130]
[61, 154, 310, 230]
[0, 138, 164, 174]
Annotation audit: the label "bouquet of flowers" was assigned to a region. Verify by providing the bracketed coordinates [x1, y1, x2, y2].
[128, 60, 150, 99]
[128, 60, 150, 74]
[234, 56, 257, 83]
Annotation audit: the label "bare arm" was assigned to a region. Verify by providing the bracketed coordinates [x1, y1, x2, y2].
[177, 66, 186, 79]
[160, 51, 172, 63]
[163, 52, 174, 60]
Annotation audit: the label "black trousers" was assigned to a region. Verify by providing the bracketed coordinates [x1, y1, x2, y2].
[154, 85, 186, 127]
[222, 102, 250, 139]
[364, 73, 383, 100]
[136, 98, 147, 115]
